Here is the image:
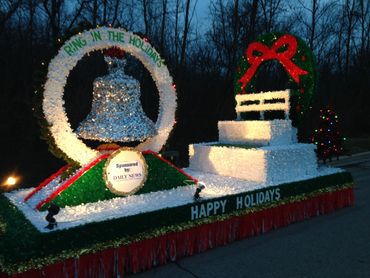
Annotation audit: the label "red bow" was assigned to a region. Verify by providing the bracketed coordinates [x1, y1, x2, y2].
[238, 34, 308, 91]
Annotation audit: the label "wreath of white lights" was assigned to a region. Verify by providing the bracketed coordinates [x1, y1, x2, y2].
[43, 27, 177, 165]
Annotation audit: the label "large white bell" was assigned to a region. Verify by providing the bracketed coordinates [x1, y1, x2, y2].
[75, 56, 157, 142]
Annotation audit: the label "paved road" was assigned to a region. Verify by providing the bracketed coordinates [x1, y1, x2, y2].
[129, 153, 370, 278]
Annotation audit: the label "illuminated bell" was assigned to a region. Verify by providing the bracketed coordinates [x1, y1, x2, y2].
[75, 57, 157, 142]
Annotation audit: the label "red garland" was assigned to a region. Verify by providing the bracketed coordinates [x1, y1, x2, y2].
[35, 154, 111, 210]
[239, 34, 308, 90]
[23, 164, 71, 202]
[143, 150, 198, 184]
[2, 187, 353, 278]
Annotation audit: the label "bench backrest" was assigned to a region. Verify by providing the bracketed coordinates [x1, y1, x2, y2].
[235, 90, 290, 120]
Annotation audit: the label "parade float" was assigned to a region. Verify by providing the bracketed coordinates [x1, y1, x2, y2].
[0, 29, 353, 277]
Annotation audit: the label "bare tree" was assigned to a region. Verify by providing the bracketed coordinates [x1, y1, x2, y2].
[207, 0, 232, 78]
[207, 0, 262, 80]
[336, 10, 345, 75]
[142, 0, 150, 36]
[360, 0, 370, 53]
[160, 0, 168, 52]
[259, 0, 282, 33]
[111, 0, 120, 26]
[42, 0, 64, 47]
[92, 0, 98, 26]
[343, 0, 358, 76]
[249, 0, 258, 40]
[65, 0, 87, 33]
[174, 0, 180, 63]
[292, 0, 338, 66]
[42, 0, 87, 47]
[0, 0, 23, 33]
[295, 0, 321, 51]
[27, 0, 36, 44]
[231, 0, 240, 77]
[102, 0, 107, 25]
[309, 0, 317, 50]
[179, 0, 191, 67]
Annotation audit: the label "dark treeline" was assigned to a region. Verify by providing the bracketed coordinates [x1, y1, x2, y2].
[0, 0, 369, 184]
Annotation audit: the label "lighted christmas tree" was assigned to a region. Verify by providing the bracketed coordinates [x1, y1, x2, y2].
[312, 108, 345, 162]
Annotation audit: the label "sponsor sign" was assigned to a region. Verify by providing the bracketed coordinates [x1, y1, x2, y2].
[104, 148, 148, 195]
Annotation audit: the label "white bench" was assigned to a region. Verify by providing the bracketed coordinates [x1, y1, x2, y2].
[235, 89, 290, 120]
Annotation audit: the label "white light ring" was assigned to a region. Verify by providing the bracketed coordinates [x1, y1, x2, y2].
[43, 27, 176, 165]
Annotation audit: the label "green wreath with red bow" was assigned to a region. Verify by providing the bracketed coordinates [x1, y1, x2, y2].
[234, 32, 317, 126]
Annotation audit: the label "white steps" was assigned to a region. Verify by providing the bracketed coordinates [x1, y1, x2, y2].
[218, 120, 297, 146]
[189, 143, 317, 183]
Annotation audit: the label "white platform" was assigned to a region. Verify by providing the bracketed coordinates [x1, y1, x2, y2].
[218, 120, 297, 146]
[189, 143, 318, 183]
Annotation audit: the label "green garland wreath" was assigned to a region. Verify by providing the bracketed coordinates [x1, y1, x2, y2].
[234, 32, 317, 126]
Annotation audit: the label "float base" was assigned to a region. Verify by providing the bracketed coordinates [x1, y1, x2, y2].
[0, 184, 354, 277]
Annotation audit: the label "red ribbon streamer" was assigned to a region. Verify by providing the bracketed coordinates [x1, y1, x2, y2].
[143, 150, 198, 184]
[35, 154, 111, 210]
[23, 164, 70, 202]
[239, 34, 308, 91]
